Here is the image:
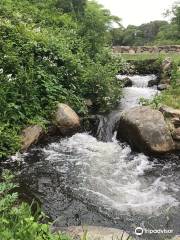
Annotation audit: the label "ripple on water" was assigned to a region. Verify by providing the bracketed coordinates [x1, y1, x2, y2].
[41, 133, 179, 216]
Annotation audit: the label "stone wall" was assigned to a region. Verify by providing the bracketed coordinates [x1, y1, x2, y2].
[112, 45, 180, 54]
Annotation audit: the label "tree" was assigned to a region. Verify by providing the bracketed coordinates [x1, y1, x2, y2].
[79, 1, 115, 57]
[55, 0, 87, 17]
[155, 1, 180, 44]
[171, 1, 180, 32]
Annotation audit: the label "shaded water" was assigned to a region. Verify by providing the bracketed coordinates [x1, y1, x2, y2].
[7, 75, 180, 239]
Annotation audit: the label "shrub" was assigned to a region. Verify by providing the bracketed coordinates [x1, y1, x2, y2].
[0, 0, 124, 158]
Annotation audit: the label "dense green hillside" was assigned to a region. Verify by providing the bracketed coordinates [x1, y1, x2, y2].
[0, 0, 123, 158]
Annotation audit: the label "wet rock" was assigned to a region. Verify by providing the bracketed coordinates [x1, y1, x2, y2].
[148, 78, 159, 87]
[159, 106, 180, 118]
[123, 77, 133, 87]
[59, 226, 130, 240]
[21, 125, 43, 151]
[54, 103, 80, 136]
[172, 128, 180, 141]
[117, 106, 175, 154]
[118, 77, 133, 87]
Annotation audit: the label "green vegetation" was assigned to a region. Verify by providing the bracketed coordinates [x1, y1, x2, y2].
[128, 53, 180, 109]
[0, 0, 124, 159]
[120, 52, 180, 75]
[110, 2, 180, 46]
[0, 170, 71, 240]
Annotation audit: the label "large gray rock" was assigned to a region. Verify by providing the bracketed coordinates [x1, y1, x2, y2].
[59, 226, 130, 240]
[21, 125, 43, 151]
[54, 103, 80, 136]
[117, 106, 175, 154]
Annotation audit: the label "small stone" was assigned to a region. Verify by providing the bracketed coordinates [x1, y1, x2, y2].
[157, 84, 170, 91]
[84, 99, 93, 107]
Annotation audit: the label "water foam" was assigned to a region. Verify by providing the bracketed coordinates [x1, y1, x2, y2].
[117, 74, 157, 88]
[42, 133, 179, 216]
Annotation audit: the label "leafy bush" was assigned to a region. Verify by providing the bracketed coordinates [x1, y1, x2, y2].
[0, 124, 20, 159]
[0, 170, 71, 240]
[0, 0, 124, 158]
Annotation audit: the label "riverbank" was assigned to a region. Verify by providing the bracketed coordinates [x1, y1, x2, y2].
[118, 52, 180, 109]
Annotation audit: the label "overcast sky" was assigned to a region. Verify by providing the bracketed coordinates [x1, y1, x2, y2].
[97, 0, 175, 27]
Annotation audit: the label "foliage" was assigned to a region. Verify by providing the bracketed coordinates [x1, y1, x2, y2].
[141, 84, 180, 110]
[79, 1, 116, 58]
[111, 20, 169, 46]
[125, 52, 180, 110]
[0, 124, 20, 159]
[0, 170, 71, 240]
[0, 0, 123, 158]
[110, 2, 180, 46]
[82, 52, 122, 111]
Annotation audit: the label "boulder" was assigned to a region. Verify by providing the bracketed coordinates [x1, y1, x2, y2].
[21, 125, 43, 151]
[117, 106, 175, 154]
[54, 103, 80, 136]
[159, 106, 180, 118]
[59, 226, 130, 240]
[120, 77, 133, 87]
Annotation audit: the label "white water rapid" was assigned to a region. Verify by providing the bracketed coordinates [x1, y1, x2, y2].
[19, 74, 180, 238]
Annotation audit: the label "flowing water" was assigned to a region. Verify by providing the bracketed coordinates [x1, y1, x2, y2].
[5, 75, 180, 239]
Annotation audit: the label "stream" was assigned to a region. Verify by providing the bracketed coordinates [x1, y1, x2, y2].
[3, 75, 180, 239]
